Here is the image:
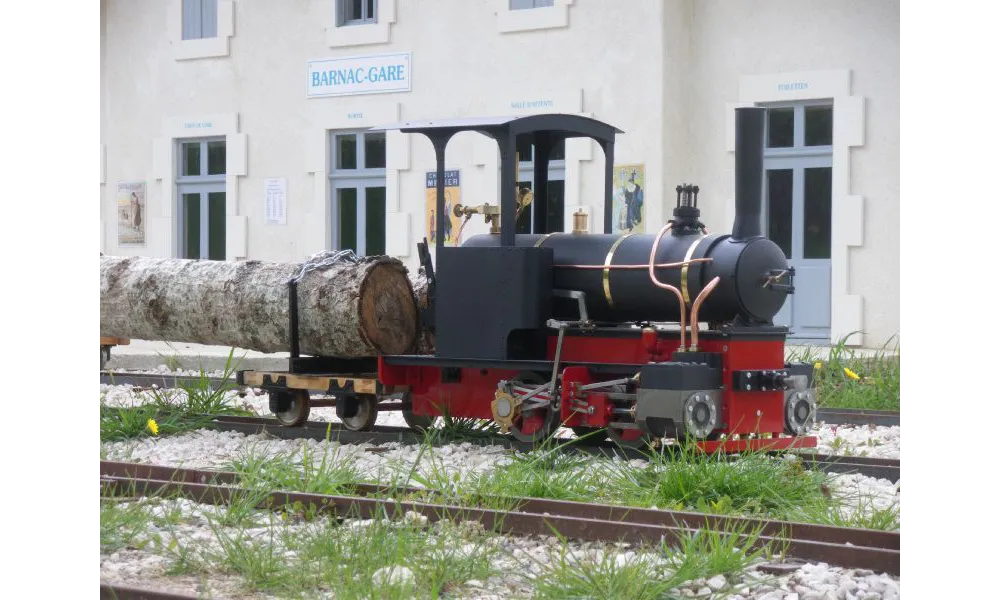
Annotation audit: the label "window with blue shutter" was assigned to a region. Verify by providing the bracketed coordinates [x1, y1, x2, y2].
[182, 0, 218, 40]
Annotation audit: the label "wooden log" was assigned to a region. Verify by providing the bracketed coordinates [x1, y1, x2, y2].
[100, 255, 418, 357]
[408, 268, 436, 355]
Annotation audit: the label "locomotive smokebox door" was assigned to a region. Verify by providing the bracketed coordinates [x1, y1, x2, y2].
[434, 245, 553, 361]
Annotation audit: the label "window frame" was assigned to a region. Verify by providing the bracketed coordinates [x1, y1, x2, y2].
[510, 0, 554, 9]
[763, 100, 834, 159]
[176, 136, 227, 260]
[182, 0, 219, 40]
[337, 0, 378, 27]
[177, 137, 227, 182]
[329, 130, 387, 256]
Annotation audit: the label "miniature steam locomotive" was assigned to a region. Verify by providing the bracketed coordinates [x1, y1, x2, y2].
[238, 108, 817, 452]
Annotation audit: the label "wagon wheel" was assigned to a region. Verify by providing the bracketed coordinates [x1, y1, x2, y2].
[509, 372, 560, 444]
[270, 389, 311, 427]
[342, 394, 379, 431]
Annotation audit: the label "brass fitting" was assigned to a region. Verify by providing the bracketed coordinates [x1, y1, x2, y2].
[491, 389, 520, 433]
[572, 209, 589, 234]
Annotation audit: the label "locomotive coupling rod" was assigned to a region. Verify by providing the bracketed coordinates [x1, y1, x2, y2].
[575, 377, 635, 392]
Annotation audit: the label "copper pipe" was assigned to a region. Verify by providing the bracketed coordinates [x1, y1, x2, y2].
[689, 276, 721, 351]
[648, 222, 688, 351]
[557, 257, 713, 270]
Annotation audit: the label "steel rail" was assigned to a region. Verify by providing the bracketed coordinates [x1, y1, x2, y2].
[100, 371, 902, 427]
[100, 582, 200, 600]
[198, 415, 901, 483]
[100, 408, 900, 482]
[100, 461, 899, 575]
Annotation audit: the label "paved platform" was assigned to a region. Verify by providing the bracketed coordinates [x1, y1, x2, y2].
[102, 339, 897, 373]
[103, 340, 290, 372]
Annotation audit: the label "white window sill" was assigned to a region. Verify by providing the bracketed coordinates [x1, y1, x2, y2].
[327, 0, 396, 48]
[495, 0, 573, 33]
[170, 0, 234, 61]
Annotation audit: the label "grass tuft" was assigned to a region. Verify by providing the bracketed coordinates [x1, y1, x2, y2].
[100, 498, 154, 554]
[789, 333, 900, 411]
[101, 348, 254, 443]
[532, 524, 770, 600]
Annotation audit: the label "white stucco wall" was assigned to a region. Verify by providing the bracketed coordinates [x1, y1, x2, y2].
[95, 0, 108, 248]
[101, 0, 671, 267]
[684, 0, 899, 347]
[100, 0, 898, 347]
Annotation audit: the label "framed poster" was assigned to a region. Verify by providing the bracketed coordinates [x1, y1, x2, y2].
[612, 164, 645, 234]
[425, 170, 463, 246]
[117, 181, 146, 245]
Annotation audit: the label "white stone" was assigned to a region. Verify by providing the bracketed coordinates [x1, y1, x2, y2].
[838, 578, 858, 597]
[372, 565, 415, 587]
[707, 574, 727, 591]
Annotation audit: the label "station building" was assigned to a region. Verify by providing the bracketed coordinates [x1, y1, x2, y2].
[100, 0, 900, 348]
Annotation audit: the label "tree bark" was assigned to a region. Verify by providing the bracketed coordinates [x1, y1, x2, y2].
[408, 268, 436, 355]
[100, 255, 418, 357]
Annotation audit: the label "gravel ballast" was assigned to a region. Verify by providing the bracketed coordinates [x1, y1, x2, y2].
[101, 498, 900, 599]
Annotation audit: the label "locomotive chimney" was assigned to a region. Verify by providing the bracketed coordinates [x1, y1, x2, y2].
[731, 107, 766, 240]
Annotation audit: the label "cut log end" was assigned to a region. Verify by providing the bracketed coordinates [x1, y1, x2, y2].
[360, 263, 419, 355]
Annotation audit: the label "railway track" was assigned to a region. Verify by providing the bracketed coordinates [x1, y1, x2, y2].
[100, 583, 198, 600]
[100, 460, 900, 576]
[100, 371, 902, 428]
[101, 409, 900, 483]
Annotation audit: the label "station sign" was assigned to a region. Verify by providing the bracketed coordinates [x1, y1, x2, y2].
[307, 52, 411, 98]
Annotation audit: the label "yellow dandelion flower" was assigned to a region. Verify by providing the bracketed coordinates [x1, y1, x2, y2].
[814, 361, 823, 370]
[147, 418, 160, 435]
[843, 367, 860, 381]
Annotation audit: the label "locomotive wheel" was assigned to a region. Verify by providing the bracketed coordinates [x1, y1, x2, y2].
[270, 390, 311, 427]
[607, 426, 653, 449]
[398, 392, 437, 431]
[402, 409, 437, 431]
[509, 372, 559, 444]
[342, 394, 378, 431]
[571, 426, 607, 441]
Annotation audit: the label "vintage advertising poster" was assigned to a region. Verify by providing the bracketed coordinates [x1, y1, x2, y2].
[612, 164, 645, 234]
[117, 181, 146, 245]
[425, 170, 463, 246]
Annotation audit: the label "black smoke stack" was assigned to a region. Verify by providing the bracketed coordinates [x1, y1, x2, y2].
[731, 107, 766, 240]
